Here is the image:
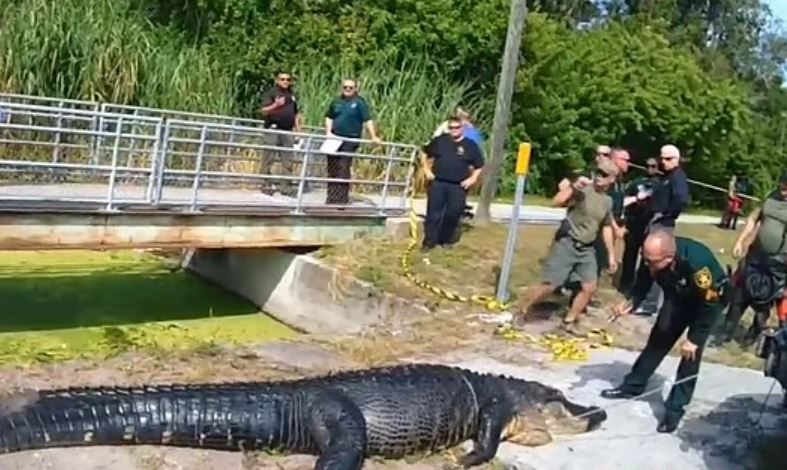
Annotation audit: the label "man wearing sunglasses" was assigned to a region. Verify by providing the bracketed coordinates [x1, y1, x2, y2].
[619, 157, 660, 293]
[324, 79, 381, 205]
[601, 229, 728, 434]
[512, 159, 619, 329]
[634, 144, 691, 316]
[259, 71, 302, 196]
[420, 115, 484, 250]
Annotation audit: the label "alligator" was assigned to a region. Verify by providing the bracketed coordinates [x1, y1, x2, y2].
[0, 363, 606, 469]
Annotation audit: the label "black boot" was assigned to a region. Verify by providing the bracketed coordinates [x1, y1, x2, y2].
[657, 415, 681, 433]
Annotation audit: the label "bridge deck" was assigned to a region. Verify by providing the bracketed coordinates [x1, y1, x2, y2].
[0, 183, 406, 216]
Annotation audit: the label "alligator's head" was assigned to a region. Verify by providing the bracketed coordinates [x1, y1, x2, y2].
[498, 376, 607, 446]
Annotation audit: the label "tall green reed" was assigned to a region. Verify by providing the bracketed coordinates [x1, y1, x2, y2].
[0, 0, 235, 114]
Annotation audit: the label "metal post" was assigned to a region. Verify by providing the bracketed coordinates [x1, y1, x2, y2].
[495, 142, 532, 304]
[105, 117, 124, 211]
[293, 136, 313, 215]
[145, 119, 164, 202]
[377, 146, 395, 215]
[51, 101, 63, 163]
[189, 126, 209, 211]
[152, 120, 171, 205]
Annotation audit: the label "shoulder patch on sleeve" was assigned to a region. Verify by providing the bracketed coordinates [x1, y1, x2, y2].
[694, 266, 713, 290]
[694, 266, 720, 301]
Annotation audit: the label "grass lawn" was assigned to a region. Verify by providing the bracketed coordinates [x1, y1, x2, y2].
[0, 249, 296, 364]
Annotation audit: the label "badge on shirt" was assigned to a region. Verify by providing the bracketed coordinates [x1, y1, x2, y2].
[457, 145, 464, 156]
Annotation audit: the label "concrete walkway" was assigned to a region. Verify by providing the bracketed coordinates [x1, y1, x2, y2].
[427, 349, 786, 470]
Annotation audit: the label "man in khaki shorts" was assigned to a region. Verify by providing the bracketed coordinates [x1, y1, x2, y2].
[513, 159, 619, 329]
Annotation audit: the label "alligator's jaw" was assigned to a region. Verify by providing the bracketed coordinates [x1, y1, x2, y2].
[503, 399, 607, 446]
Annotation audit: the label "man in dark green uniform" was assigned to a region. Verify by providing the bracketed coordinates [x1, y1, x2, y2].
[600, 230, 728, 433]
[324, 79, 381, 205]
[619, 157, 660, 293]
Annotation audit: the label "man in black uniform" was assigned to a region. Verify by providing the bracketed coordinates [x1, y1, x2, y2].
[420, 116, 484, 250]
[258, 70, 302, 195]
[600, 230, 728, 433]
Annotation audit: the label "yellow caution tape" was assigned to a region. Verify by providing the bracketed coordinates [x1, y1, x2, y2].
[399, 173, 615, 362]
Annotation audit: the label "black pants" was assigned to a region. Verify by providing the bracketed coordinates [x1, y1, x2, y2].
[423, 179, 467, 248]
[326, 140, 360, 205]
[620, 224, 647, 293]
[618, 298, 722, 421]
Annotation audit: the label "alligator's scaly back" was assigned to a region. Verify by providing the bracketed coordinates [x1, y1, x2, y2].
[0, 364, 606, 469]
[0, 382, 320, 454]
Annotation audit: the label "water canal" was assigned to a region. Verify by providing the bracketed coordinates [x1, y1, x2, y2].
[0, 249, 297, 364]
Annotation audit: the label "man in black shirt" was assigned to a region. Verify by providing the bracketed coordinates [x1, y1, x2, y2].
[420, 116, 484, 250]
[647, 144, 690, 229]
[258, 71, 302, 196]
[636, 144, 690, 315]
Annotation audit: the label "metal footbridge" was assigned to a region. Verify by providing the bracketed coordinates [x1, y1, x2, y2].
[0, 93, 418, 249]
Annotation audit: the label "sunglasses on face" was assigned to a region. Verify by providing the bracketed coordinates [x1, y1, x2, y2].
[342, 85, 355, 90]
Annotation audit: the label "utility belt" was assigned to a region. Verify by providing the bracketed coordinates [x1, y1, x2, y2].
[433, 177, 462, 185]
[554, 220, 595, 250]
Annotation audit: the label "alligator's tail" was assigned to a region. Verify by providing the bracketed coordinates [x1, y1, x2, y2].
[0, 384, 291, 454]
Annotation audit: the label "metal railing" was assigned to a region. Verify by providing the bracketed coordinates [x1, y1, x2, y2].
[0, 92, 323, 134]
[0, 100, 417, 216]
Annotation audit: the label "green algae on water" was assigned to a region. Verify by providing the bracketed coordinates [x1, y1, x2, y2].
[0, 249, 296, 365]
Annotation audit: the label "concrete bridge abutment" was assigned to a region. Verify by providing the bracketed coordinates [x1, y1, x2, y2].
[185, 245, 429, 336]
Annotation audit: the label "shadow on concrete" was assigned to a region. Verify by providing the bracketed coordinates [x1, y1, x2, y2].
[570, 359, 669, 421]
[677, 391, 787, 470]
[186, 248, 298, 314]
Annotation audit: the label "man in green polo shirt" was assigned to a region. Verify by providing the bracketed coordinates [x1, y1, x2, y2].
[324, 79, 381, 205]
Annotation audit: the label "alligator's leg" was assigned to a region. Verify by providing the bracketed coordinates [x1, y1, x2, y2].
[458, 405, 507, 468]
[307, 393, 367, 470]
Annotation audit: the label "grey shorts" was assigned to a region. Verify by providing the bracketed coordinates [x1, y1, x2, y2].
[543, 236, 598, 286]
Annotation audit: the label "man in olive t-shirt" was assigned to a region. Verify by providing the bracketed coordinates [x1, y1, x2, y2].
[512, 159, 619, 330]
[716, 174, 787, 345]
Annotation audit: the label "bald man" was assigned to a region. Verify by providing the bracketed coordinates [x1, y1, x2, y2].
[600, 230, 728, 433]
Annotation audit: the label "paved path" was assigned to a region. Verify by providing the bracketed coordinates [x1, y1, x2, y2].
[427, 349, 786, 470]
[406, 198, 722, 225]
[0, 342, 782, 469]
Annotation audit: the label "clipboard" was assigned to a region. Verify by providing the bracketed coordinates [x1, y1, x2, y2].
[319, 138, 343, 154]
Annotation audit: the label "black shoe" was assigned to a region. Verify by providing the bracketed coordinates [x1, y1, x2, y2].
[600, 387, 638, 400]
[657, 417, 680, 433]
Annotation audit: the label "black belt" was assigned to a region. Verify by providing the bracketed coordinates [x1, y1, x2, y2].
[555, 220, 595, 249]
